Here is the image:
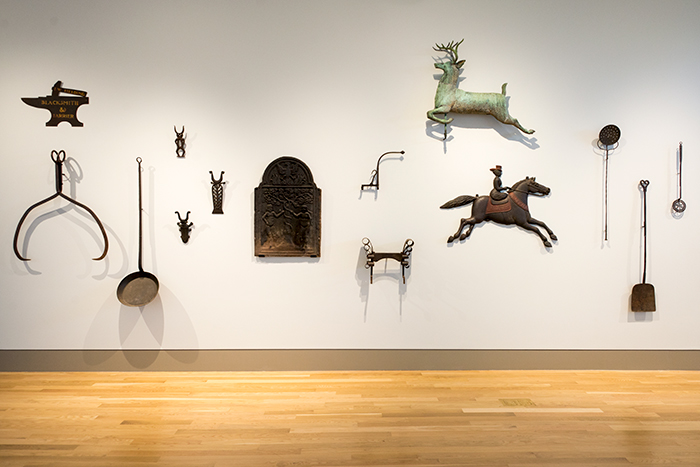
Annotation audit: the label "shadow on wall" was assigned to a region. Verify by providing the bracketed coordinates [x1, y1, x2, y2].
[83, 284, 199, 369]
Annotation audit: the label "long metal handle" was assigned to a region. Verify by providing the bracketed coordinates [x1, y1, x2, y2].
[604, 150, 609, 241]
[678, 142, 683, 199]
[136, 157, 144, 272]
[640, 180, 649, 284]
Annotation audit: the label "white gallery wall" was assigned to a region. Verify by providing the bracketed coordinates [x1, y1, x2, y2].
[1, 0, 699, 350]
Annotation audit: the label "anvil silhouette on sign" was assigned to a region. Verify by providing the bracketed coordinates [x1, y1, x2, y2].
[21, 81, 89, 127]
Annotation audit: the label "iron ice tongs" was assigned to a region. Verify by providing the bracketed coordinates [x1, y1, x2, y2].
[13, 150, 109, 261]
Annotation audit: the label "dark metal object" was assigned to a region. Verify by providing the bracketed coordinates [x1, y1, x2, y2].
[362, 238, 413, 284]
[209, 171, 224, 214]
[598, 125, 620, 146]
[174, 126, 186, 158]
[441, 171, 556, 248]
[631, 180, 656, 312]
[361, 151, 405, 190]
[21, 81, 89, 127]
[673, 142, 686, 213]
[254, 157, 321, 257]
[117, 157, 159, 308]
[13, 150, 108, 261]
[597, 124, 621, 241]
[175, 211, 193, 243]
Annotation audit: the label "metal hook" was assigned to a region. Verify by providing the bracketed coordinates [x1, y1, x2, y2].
[13, 151, 109, 261]
[360, 151, 405, 190]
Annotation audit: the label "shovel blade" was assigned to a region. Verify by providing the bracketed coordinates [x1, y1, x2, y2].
[631, 283, 656, 312]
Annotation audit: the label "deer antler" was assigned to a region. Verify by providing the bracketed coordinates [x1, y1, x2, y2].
[433, 39, 464, 63]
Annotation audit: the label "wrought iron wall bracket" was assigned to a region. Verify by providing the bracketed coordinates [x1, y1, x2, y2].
[362, 237, 414, 284]
[361, 151, 404, 190]
[13, 150, 109, 261]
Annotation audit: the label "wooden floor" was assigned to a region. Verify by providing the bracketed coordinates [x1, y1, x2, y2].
[0, 371, 699, 466]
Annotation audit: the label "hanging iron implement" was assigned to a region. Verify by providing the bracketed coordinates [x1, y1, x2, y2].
[174, 126, 186, 158]
[597, 124, 621, 241]
[672, 142, 686, 213]
[21, 81, 89, 127]
[13, 150, 109, 261]
[361, 151, 405, 190]
[210, 171, 225, 214]
[175, 211, 193, 243]
[631, 180, 656, 312]
[362, 238, 414, 284]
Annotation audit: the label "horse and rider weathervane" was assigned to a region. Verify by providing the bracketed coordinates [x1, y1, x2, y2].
[440, 165, 556, 248]
[427, 40, 534, 140]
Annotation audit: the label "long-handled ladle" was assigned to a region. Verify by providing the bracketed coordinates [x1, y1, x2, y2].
[672, 142, 686, 213]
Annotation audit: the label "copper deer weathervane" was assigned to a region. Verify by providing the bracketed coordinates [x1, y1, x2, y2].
[427, 40, 534, 139]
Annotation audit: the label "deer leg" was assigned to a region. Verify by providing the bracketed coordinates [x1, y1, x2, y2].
[428, 106, 453, 125]
[492, 111, 535, 135]
[511, 118, 535, 135]
[527, 216, 557, 241]
[493, 84, 535, 134]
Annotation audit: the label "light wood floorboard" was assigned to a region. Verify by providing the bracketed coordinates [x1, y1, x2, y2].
[0, 371, 698, 466]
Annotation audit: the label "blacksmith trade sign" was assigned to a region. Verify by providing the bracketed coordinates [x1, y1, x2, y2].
[22, 81, 89, 127]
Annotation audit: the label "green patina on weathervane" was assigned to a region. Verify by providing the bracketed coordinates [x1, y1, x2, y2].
[427, 40, 534, 139]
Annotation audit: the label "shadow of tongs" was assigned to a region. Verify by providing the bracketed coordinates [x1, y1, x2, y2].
[13, 150, 109, 261]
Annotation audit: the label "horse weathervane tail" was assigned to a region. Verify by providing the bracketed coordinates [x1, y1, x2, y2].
[427, 39, 534, 138]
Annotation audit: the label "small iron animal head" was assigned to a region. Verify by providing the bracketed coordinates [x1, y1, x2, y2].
[175, 211, 193, 243]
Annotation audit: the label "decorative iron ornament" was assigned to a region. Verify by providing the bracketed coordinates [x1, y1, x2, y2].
[175, 211, 193, 243]
[427, 40, 534, 140]
[21, 81, 89, 127]
[362, 238, 414, 284]
[254, 157, 321, 257]
[13, 150, 109, 261]
[441, 166, 556, 248]
[174, 126, 186, 158]
[597, 124, 621, 241]
[361, 151, 405, 190]
[209, 171, 224, 214]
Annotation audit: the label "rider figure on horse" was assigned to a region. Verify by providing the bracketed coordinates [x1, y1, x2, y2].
[489, 165, 510, 202]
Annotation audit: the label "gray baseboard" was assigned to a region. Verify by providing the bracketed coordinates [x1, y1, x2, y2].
[0, 349, 698, 371]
